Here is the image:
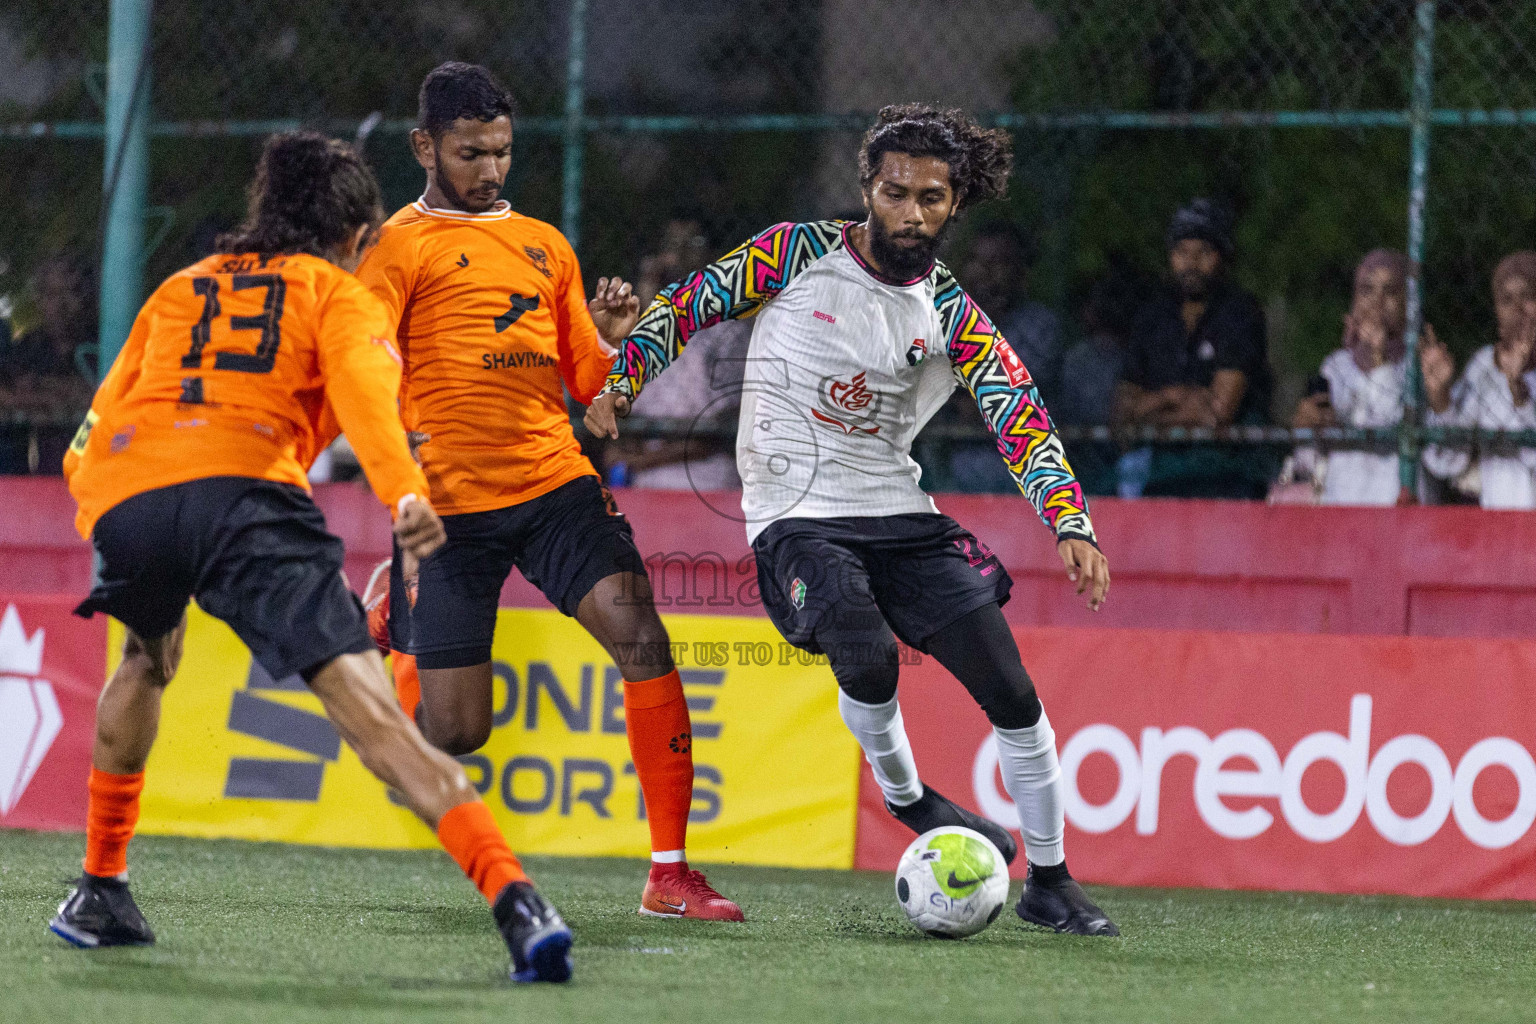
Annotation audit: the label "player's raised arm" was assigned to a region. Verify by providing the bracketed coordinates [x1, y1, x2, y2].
[549, 232, 629, 405]
[598, 220, 843, 404]
[587, 219, 845, 439]
[936, 267, 1109, 609]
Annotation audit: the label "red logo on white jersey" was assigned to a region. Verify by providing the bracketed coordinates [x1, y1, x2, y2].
[813, 371, 880, 435]
[827, 371, 874, 412]
[813, 310, 837, 324]
[994, 336, 1032, 389]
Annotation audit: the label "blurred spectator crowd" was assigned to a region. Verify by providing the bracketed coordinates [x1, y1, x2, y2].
[0, 255, 96, 474]
[601, 201, 1536, 511]
[8, 202, 1536, 511]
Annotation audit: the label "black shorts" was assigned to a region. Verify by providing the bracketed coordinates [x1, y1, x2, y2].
[76, 477, 374, 681]
[390, 475, 647, 669]
[752, 513, 1012, 653]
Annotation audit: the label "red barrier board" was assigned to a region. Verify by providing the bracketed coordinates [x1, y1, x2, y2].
[0, 595, 108, 831]
[9, 476, 1536, 899]
[855, 627, 1536, 900]
[9, 477, 1536, 639]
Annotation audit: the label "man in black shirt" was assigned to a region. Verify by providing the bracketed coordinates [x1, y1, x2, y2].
[1115, 199, 1273, 498]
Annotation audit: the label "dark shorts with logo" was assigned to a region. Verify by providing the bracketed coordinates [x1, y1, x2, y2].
[76, 476, 374, 681]
[751, 513, 1012, 654]
[390, 474, 647, 669]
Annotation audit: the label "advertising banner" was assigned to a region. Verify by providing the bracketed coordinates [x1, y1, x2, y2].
[15, 585, 1536, 900]
[854, 627, 1536, 900]
[0, 596, 107, 832]
[135, 606, 863, 868]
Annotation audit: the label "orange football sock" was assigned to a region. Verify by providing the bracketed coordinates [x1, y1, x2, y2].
[392, 652, 421, 722]
[436, 800, 528, 904]
[83, 767, 145, 878]
[623, 669, 693, 855]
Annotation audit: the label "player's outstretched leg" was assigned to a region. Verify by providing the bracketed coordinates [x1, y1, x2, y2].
[816, 612, 1019, 862]
[50, 621, 184, 948]
[577, 572, 742, 922]
[307, 650, 575, 981]
[926, 604, 1118, 937]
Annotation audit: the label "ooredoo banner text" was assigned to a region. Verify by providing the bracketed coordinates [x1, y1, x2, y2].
[854, 627, 1536, 900]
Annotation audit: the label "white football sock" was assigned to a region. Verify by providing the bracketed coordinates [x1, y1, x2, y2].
[837, 690, 923, 807]
[993, 709, 1066, 867]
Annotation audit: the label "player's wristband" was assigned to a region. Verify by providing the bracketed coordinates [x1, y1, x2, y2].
[397, 493, 423, 517]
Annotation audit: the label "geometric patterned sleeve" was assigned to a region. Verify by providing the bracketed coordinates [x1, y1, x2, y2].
[934, 262, 1098, 545]
[601, 219, 846, 401]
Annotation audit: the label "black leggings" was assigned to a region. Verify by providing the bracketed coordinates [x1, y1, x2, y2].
[813, 602, 1042, 730]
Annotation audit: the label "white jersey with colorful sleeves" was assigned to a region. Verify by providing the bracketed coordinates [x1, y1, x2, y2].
[602, 220, 1096, 545]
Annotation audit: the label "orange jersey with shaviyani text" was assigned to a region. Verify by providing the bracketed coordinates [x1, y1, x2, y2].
[356, 199, 612, 515]
[63, 252, 429, 538]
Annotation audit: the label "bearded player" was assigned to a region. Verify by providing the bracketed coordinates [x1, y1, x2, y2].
[50, 132, 575, 981]
[588, 105, 1117, 936]
[357, 62, 740, 922]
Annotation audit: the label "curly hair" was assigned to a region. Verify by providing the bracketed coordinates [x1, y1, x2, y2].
[857, 104, 1013, 211]
[417, 61, 515, 138]
[216, 131, 383, 258]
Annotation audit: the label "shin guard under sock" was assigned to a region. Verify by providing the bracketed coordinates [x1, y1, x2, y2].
[436, 800, 529, 903]
[391, 652, 421, 722]
[993, 709, 1066, 866]
[837, 691, 923, 807]
[83, 768, 145, 878]
[623, 669, 693, 858]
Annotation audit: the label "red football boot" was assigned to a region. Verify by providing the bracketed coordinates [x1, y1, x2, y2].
[362, 558, 392, 655]
[638, 862, 744, 921]
[361, 557, 423, 719]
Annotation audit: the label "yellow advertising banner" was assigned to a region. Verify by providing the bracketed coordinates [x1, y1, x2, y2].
[130, 607, 862, 868]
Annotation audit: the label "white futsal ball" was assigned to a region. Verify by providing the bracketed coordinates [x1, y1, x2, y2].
[894, 826, 1010, 938]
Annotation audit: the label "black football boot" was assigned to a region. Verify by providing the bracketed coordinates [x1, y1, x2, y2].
[1015, 863, 1119, 936]
[49, 874, 155, 948]
[886, 785, 1019, 864]
[492, 880, 574, 983]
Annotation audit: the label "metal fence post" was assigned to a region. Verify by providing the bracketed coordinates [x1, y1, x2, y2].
[97, 0, 153, 380]
[1399, 0, 1437, 497]
[561, 0, 589, 252]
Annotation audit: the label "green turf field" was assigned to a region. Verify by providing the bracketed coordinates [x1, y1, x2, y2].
[2, 831, 1533, 1023]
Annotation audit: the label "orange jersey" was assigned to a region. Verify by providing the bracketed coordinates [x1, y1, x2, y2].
[356, 199, 612, 516]
[64, 252, 428, 538]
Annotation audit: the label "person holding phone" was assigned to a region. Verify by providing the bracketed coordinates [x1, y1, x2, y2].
[1421, 251, 1536, 509]
[1290, 249, 1440, 505]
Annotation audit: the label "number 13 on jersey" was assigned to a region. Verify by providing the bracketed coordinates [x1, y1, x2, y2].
[179, 273, 288, 401]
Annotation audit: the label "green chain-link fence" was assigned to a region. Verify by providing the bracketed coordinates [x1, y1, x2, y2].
[4, 0, 1536, 501]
